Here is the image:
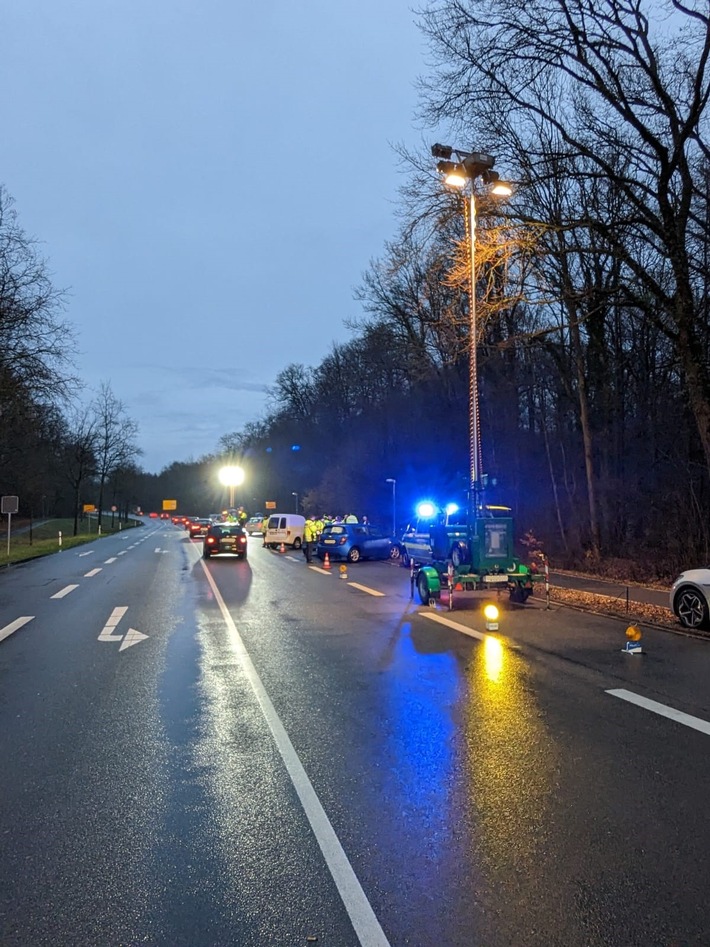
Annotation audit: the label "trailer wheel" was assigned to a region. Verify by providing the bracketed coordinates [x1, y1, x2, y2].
[510, 584, 526, 603]
[417, 570, 431, 605]
[451, 543, 469, 567]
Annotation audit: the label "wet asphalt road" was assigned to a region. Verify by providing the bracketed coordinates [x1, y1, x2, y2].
[1, 522, 710, 945]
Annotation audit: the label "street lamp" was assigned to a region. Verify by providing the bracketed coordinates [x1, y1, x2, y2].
[218, 464, 245, 508]
[385, 478, 396, 537]
[432, 143, 511, 521]
[292, 491, 299, 512]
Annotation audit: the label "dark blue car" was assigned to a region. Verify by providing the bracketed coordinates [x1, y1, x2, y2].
[316, 523, 393, 563]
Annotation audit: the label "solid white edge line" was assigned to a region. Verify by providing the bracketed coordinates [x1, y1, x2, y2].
[347, 582, 385, 598]
[420, 610, 487, 641]
[0, 616, 34, 643]
[198, 556, 390, 947]
[606, 688, 710, 736]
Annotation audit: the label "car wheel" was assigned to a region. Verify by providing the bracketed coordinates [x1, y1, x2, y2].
[417, 570, 431, 605]
[389, 544, 401, 561]
[401, 549, 411, 568]
[675, 586, 710, 628]
[293, 538, 302, 549]
[347, 547, 361, 563]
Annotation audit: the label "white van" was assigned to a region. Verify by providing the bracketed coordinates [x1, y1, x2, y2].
[265, 514, 305, 549]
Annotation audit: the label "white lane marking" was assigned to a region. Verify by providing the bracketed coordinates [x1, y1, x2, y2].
[78, 550, 94, 557]
[119, 628, 149, 651]
[118, 550, 127, 556]
[98, 606, 127, 642]
[420, 610, 487, 641]
[51, 584, 79, 600]
[606, 688, 710, 736]
[104, 557, 118, 564]
[0, 617, 34, 643]
[309, 566, 333, 575]
[84, 568, 102, 577]
[198, 559, 391, 947]
[285, 555, 301, 562]
[348, 582, 385, 598]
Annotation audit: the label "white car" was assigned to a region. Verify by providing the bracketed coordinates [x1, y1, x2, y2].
[670, 568, 710, 629]
[245, 517, 264, 535]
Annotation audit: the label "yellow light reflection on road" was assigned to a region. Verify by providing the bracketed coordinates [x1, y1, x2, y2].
[462, 630, 559, 909]
[483, 634, 504, 683]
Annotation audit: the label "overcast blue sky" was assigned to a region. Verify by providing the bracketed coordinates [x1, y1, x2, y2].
[2, 1, 427, 473]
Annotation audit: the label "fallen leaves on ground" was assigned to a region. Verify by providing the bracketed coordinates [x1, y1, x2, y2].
[548, 587, 678, 629]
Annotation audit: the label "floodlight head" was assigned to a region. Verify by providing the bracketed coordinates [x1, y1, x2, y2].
[431, 143, 453, 159]
[437, 160, 467, 187]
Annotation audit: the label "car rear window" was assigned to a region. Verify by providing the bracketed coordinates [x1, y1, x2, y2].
[324, 525, 346, 535]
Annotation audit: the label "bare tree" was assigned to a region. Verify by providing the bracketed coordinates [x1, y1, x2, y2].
[0, 186, 79, 407]
[420, 0, 710, 461]
[63, 408, 98, 536]
[91, 382, 141, 528]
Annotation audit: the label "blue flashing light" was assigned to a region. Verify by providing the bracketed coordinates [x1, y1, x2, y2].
[265, 447, 273, 453]
[445, 503, 459, 515]
[291, 444, 301, 451]
[416, 501, 437, 519]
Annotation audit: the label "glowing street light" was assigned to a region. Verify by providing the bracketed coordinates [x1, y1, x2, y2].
[292, 491, 299, 512]
[218, 465, 245, 508]
[432, 143, 511, 520]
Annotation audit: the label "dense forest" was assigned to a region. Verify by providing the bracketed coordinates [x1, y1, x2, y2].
[2, 0, 709, 575]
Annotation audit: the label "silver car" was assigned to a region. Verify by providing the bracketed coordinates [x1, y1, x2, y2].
[670, 568, 710, 629]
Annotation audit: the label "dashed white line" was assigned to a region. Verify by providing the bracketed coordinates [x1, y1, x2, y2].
[84, 568, 102, 577]
[347, 582, 385, 597]
[420, 610, 487, 641]
[606, 688, 710, 736]
[118, 550, 127, 556]
[51, 584, 79, 600]
[0, 616, 34, 643]
[308, 566, 333, 575]
[104, 557, 118, 564]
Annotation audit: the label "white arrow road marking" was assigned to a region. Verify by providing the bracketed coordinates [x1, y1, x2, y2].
[0, 617, 34, 643]
[51, 584, 79, 599]
[98, 606, 127, 641]
[104, 557, 117, 564]
[606, 688, 710, 736]
[119, 628, 149, 651]
[84, 568, 102, 577]
[347, 582, 385, 597]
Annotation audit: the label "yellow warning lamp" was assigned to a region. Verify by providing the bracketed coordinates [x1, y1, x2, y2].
[626, 624, 642, 642]
[483, 603, 500, 631]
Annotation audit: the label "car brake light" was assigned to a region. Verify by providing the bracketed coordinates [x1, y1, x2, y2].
[207, 537, 215, 544]
[239, 536, 246, 543]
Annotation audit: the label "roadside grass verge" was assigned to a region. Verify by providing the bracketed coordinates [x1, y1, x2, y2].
[0, 518, 143, 567]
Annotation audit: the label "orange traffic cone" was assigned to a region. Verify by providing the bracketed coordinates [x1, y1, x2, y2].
[279, 542, 286, 553]
[323, 552, 331, 570]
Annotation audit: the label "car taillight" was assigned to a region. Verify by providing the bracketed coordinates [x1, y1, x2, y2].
[239, 536, 246, 543]
[207, 537, 215, 544]
[339, 537, 347, 545]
